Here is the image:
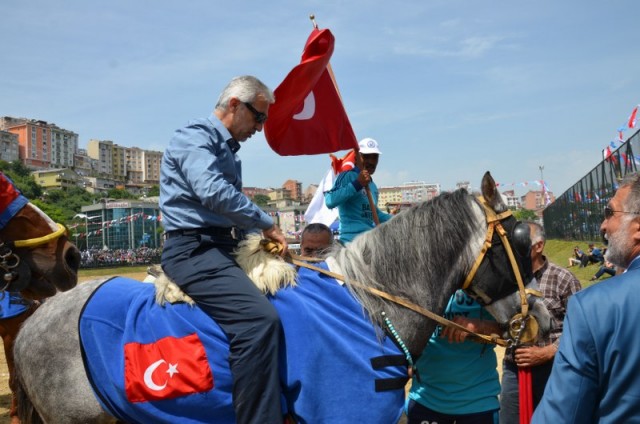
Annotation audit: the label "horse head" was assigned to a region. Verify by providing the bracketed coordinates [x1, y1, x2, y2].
[461, 171, 551, 346]
[0, 174, 80, 299]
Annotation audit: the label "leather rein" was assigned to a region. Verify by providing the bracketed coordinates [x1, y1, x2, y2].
[283, 196, 539, 348]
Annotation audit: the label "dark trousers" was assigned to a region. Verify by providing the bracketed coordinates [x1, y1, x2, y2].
[161, 234, 282, 424]
[406, 399, 498, 424]
[499, 359, 553, 424]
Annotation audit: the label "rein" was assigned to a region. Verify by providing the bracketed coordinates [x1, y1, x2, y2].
[289, 255, 510, 347]
[275, 195, 539, 350]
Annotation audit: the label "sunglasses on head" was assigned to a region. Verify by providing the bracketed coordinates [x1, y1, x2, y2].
[603, 206, 640, 219]
[243, 102, 267, 124]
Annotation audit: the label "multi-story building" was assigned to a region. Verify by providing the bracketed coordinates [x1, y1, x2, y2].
[282, 179, 303, 202]
[87, 139, 114, 176]
[0, 130, 20, 162]
[242, 187, 271, 200]
[32, 168, 82, 190]
[378, 182, 441, 210]
[73, 149, 95, 176]
[50, 126, 78, 168]
[501, 190, 521, 209]
[141, 149, 162, 185]
[521, 190, 556, 212]
[112, 144, 128, 180]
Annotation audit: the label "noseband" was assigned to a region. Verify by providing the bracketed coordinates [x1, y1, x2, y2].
[462, 196, 541, 345]
[0, 223, 68, 292]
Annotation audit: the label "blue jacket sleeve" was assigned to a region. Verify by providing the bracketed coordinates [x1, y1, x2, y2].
[324, 171, 360, 209]
[532, 295, 598, 423]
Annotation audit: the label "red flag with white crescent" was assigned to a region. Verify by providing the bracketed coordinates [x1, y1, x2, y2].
[124, 333, 213, 403]
[264, 28, 358, 156]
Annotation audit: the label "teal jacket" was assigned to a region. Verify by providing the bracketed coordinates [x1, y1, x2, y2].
[324, 167, 391, 243]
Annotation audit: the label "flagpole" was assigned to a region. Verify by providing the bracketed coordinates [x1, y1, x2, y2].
[310, 15, 380, 226]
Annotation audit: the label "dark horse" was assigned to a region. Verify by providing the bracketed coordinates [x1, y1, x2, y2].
[0, 172, 80, 423]
[14, 172, 550, 423]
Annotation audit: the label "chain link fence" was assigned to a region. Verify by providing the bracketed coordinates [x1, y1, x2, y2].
[544, 128, 640, 241]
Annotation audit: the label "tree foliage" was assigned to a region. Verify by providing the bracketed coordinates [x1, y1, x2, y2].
[253, 194, 270, 207]
[513, 208, 538, 221]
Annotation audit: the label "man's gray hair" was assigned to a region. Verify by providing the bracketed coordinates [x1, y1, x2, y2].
[525, 220, 545, 246]
[215, 75, 275, 111]
[619, 173, 640, 213]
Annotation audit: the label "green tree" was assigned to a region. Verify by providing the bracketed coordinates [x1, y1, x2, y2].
[513, 208, 538, 221]
[106, 188, 138, 200]
[146, 185, 160, 197]
[253, 194, 270, 207]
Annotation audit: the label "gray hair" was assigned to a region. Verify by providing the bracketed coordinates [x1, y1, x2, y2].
[525, 221, 545, 246]
[215, 75, 275, 111]
[619, 173, 640, 213]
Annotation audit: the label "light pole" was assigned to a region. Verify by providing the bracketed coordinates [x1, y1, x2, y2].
[539, 165, 544, 184]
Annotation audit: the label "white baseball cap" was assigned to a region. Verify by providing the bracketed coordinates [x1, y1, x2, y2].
[358, 137, 382, 155]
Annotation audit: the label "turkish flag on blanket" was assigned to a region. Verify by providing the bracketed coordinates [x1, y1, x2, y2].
[264, 28, 358, 156]
[124, 333, 213, 403]
[304, 150, 357, 226]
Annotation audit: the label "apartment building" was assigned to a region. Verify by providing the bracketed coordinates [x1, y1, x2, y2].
[0, 130, 20, 162]
[378, 181, 441, 210]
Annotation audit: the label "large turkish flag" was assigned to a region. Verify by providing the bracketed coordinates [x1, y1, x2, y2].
[124, 333, 214, 403]
[264, 28, 358, 156]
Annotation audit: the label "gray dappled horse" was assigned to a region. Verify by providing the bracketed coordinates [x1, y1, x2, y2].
[0, 172, 80, 423]
[14, 172, 551, 423]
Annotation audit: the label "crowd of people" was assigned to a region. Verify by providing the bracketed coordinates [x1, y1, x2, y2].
[79, 247, 162, 267]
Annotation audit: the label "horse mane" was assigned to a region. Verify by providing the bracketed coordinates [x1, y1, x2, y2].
[332, 189, 485, 354]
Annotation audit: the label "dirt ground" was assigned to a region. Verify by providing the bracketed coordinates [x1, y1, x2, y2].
[0, 271, 149, 423]
[0, 272, 505, 423]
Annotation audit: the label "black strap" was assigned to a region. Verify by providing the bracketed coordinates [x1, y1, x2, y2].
[370, 354, 407, 369]
[375, 377, 408, 392]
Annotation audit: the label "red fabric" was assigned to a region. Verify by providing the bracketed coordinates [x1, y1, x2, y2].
[0, 173, 21, 214]
[264, 28, 358, 156]
[519, 367, 533, 424]
[330, 149, 356, 175]
[124, 333, 213, 403]
[628, 106, 638, 129]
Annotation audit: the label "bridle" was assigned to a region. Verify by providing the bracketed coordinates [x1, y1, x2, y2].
[0, 222, 68, 292]
[273, 195, 542, 349]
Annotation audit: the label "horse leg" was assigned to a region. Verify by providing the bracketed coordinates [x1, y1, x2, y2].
[2, 302, 39, 424]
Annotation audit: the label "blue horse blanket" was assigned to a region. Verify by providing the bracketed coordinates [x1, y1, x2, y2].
[79, 263, 408, 423]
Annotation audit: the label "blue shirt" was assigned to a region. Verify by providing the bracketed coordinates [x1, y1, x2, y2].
[408, 290, 500, 415]
[160, 114, 273, 232]
[323, 167, 391, 243]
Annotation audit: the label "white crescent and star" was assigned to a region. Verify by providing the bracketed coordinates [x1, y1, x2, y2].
[143, 359, 180, 391]
[293, 91, 315, 120]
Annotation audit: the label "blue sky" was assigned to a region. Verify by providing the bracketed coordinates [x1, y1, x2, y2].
[2, 1, 639, 196]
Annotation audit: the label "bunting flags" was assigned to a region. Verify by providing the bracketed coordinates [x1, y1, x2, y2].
[628, 105, 638, 129]
[264, 28, 358, 156]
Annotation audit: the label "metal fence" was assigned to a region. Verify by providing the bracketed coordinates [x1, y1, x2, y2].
[543, 128, 640, 241]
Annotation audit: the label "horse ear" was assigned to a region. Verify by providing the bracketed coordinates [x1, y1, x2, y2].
[481, 172, 507, 212]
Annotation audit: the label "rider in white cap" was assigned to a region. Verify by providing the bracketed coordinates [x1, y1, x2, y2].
[324, 138, 392, 243]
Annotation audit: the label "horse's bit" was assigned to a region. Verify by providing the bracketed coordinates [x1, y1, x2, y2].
[0, 223, 67, 292]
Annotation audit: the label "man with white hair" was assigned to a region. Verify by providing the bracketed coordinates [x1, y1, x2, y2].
[533, 172, 640, 422]
[324, 138, 392, 243]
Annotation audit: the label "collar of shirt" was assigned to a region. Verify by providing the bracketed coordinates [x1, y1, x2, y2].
[533, 256, 549, 280]
[208, 114, 240, 153]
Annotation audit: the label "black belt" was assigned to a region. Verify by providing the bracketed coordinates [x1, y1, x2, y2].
[163, 227, 244, 241]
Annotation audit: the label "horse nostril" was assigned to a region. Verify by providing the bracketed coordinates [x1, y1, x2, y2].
[65, 245, 81, 272]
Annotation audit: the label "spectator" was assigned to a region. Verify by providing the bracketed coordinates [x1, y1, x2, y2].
[568, 246, 585, 267]
[300, 223, 333, 258]
[589, 260, 616, 281]
[533, 172, 640, 422]
[406, 290, 500, 424]
[585, 243, 605, 265]
[160, 75, 285, 423]
[500, 221, 582, 424]
[324, 138, 392, 243]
